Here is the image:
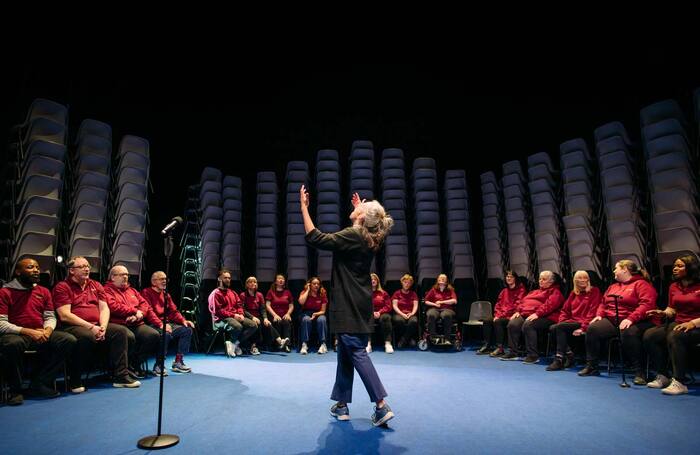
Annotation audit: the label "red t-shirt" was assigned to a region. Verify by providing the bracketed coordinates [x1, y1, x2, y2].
[494, 284, 526, 319]
[212, 288, 243, 321]
[266, 289, 293, 317]
[104, 281, 160, 327]
[239, 291, 265, 318]
[392, 289, 418, 314]
[424, 287, 457, 308]
[668, 281, 700, 324]
[141, 287, 187, 326]
[52, 278, 105, 325]
[0, 284, 53, 330]
[300, 292, 328, 312]
[599, 275, 657, 324]
[372, 290, 392, 314]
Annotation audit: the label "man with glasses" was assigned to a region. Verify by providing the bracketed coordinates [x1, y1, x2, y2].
[104, 265, 161, 377]
[141, 271, 195, 373]
[53, 257, 139, 391]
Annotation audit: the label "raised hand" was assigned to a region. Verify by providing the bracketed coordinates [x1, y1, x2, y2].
[300, 185, 310, 208]
[352, 192, 366, 208]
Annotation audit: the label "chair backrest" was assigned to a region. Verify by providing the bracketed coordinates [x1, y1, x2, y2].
[208, 289, 219, 328]
[468, 301, 492, 321]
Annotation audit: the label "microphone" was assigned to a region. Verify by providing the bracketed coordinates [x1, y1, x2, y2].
[161, 216, 183, 235]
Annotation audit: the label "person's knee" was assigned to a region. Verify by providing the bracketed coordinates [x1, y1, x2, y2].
[666, 329, 682, 346]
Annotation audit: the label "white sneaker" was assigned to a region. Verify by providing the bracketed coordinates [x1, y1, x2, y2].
[225, 340, 236, 358]
[662, 378, 689, 395]
[385, 342, 394, 354]
[251, 345, 261, 355]
[318, 343, 328, 354]
[366, 342, 372, 353]
[234, 341, 243, 356]
[71, 386, 86, 394]
[300, 342, 308, 355]
[647, 374, 671, 389]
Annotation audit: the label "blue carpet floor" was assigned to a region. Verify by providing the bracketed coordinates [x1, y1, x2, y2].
[1, 346, 697, 454]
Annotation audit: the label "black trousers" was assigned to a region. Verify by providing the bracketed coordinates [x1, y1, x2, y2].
[549, 321, 581, 356]
[126, 324, 160, 367]
[426, 308, 456, 337]
[59, 323, 130, 385]
[585, 318, 654, 371]
[644, 323, 700, 380]
[373, 313, 393, 343]
[482, 317, 508, 346]
[0, 331, 76, 391]
[508, 316, 554, 357]
[392, 314, 418, 342]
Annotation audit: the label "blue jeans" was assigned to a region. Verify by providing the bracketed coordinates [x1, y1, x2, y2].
[331, 333, 387, 403]
[158, 324, 193, 357]
[300, 312, 327, 345]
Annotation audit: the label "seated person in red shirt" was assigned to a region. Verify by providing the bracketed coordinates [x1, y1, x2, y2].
[424, 274, 458, 345]
[368, 273, 393, 354]
[478, 270, 526, 356]
[644, 254, 700, 395]
[53, 256, 139, 391]
[141, 271, 195, 372]
[298, 277, 329, 355]
[265, 274, 294, 353]
[0, 258, 76, 405]
[546, 270, 601, 371]
[211, 268, 258, 357]
[501, 270, 565, 364]
[104, 265, 161, 377]
[239, 276, 290, 354]
[391, 274, 419, 348]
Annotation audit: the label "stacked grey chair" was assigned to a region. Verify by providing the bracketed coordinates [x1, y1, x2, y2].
[315, 150, 341, 284]
[560, 138, 602, 280]
[527, 152, 563, 277]
[641, 99, 700, 272]
[109, 135, 150, 286]
[595, 121, 647, 269]
[443, 169, 476, 313]
[7, 99, 68, 279]
[412, 157, 442, 291]
[502, 160, 535, 284]
[221, 176, 242, 285]
[285, 162, 310, 289]
[180, 184, 202, 320]
[350, 141, 377, 273]
[197, 167, 223, 282]
[381, 148, 410, 292]
[481, 171, 507, 300]
[255, 171, 279, 289]
[69, 119, 112, 277]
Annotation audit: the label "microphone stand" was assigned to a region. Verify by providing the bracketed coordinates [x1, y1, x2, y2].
[612, 294, 630, 388]
[138, 233, 180, 449]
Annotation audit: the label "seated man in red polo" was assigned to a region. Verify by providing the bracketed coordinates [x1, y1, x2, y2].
[0, 258, 76, 405]
[53, 256, 139, 391]
[104, 265, 161, 377]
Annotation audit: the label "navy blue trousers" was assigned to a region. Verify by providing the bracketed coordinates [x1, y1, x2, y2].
[331, 333, 387, 403]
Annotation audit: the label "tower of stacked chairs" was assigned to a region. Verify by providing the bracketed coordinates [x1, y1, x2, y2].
[315, 150, 341, 285]
[198, 167, 223, 285]
[381, 148, 410, 293]
[502, 160, 536, 284]
[285, 162, 310, 294]
[594, 121, 648, 273]
[109, 135, 150, 286]
[641, 99, 700, 278]
[179, 184, 202, 322]
[221, 176, 242, 287]
[527, 152, 564, 278]
[443, 169, 476, 317]
[68, 119, 112, 280]
[2, 99, 68, 283]
[411, 157, 442, 291]
[255, 171, 279, 290]
[560, 138, 603, 282]
[481, 171, 508, 301]
[349, 141, 377, 273]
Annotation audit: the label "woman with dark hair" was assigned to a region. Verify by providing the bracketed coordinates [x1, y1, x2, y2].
[301, 186, 396, 426]
[477, 270, 525, 357]
[579, 259, 657, 384]
[298, 276, 329, 355]
[643, 254, 700, 395]
[265, 274, 294, 353]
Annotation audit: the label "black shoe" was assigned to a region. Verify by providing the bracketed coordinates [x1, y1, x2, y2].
[522, 355, 539, 364]
[578, 364, 600, 376]
[546, 358, 564, 371]
[7, 392, 24, 406]
[476, 344, 491, 355]
[500, 351, 520, 361]
[563, 352, 575, 369]
[28, 383, 60, 399]
[113, 376, 141, 388]
[633, 374, 647, 386]
[128, 368, 146, 380]
[489, 346, 505, 357]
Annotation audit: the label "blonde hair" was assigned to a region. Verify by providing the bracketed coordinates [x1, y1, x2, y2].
[356, 200, 394, 252]
[616, 259, 650, 281]
[572, 270, 591, 295]
[401, 274, 414, 284]
[432, 273, 454, 291]
[370, 273, 384, 292]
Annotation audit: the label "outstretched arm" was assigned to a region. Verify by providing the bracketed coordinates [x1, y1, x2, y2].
[352, 192, 366, 208]
[300, 185, 316, 234]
